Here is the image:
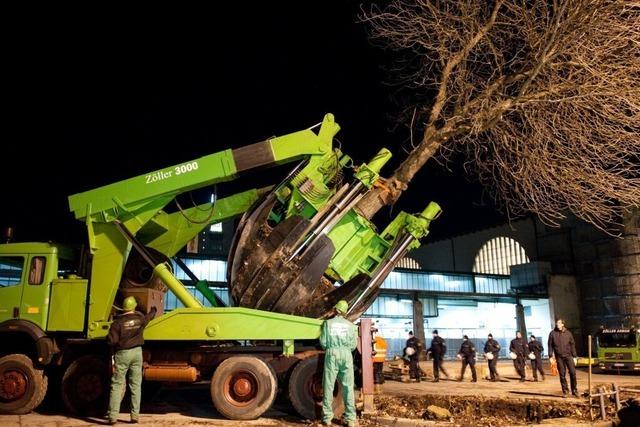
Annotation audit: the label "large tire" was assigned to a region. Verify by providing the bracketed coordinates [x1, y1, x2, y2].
[210, 356, 277, 420]
[288, 355, 344, 421]
[0, 354, 48, 415]
[61, 355, 110, 416]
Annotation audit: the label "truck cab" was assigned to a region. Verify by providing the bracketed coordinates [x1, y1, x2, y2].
[596, 327, 640, 372]
[0, 243, 61, 329]
[0, 243, 87, 360]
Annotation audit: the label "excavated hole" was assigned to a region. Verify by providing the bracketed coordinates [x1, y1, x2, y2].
[372, 394, 593, 425]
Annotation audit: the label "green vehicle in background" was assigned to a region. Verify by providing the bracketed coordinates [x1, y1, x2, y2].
[0, 114, 439, 419]
[596, 327, 640, 372]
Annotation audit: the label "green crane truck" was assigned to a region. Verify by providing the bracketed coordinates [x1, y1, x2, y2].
[0, 114, 439, 419]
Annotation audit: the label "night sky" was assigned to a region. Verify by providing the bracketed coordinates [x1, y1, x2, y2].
[2, 2, 504, 245]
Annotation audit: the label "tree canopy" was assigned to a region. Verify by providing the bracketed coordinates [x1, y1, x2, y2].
[358, 0, 640, 232]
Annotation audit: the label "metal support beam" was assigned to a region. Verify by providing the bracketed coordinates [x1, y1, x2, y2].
[598, 386, 606, 420]
[412, 296, 425, 359]
[359, 318, 375, 414]
[173, 256, 225, 307]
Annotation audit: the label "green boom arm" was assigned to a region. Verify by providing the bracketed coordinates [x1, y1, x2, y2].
[68, 114, 340, 338]
[68, 114, 339, 224]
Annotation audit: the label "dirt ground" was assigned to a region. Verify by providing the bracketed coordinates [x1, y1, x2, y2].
[385, 360, 640, 400]
[1, 360, 637, 426]
[0, 383, 306, 427]
[378, 360, 640, 425]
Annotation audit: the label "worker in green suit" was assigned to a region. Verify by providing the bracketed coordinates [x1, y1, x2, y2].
[320, 300, 358, 426]
[107, 296, 157, 425]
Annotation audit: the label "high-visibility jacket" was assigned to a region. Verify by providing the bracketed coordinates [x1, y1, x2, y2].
[373, 336, 388, 363]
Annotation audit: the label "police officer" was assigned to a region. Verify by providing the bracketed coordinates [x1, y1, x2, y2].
[405, 331, 423, 382]
[457, 335, 477, 382]
[427, 330, 449, 382]
[320, 300, 358, 427]
[548, 318, 578, 397]
[509, 331, 529, 382]
[483, 333, 501, 381]
[107, 296, 157, 424]
[528, 335, 545, 381]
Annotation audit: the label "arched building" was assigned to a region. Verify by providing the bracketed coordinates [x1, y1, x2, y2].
[362, 220, 550, 358]
[400, 212, 640, 356]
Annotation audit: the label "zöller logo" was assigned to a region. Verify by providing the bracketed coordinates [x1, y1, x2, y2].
[146, 161, 199, 184]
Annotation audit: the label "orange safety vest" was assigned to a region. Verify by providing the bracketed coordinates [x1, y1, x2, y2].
[373, 336, 388, 363]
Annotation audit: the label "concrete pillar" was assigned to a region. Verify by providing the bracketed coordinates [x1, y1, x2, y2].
[515, 302, 527, 338]
[548, 274, 583, 354]
[412, 296, 426, 358]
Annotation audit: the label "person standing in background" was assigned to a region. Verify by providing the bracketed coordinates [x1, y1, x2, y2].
[405, 331, 423, 382]
[528, 335, 545, 381]
[457, 335, 477, 382]
[509, 331, 529, 382]
[427, 330, 449, 382]
[548, 318, 579, 398]
[484, 333, 501, 381]
[372, 325, 387, 386]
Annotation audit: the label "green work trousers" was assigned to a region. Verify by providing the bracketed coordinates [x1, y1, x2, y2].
[108, 346, 143, 421]
[322, 347, 356, 425]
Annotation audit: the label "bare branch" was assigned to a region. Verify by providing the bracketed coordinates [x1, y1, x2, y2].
[357, 0, 640, 232]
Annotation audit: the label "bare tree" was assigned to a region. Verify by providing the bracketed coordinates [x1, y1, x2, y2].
[358, 0, 640, 231]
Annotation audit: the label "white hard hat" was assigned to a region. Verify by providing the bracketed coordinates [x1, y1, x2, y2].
[405, 347, 416, 356]
[485, 352, 494, 360]
[509, 351, 517, 360]
[528, 353, 536, 360]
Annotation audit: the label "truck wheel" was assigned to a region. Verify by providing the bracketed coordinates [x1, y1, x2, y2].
[210, 356, 277, 420]
[287, 355, 344, 420]
[61, 355, 110, 416]
[0, 354, 48, 415]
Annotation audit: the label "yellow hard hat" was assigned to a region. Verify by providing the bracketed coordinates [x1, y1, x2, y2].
[123, 296, 137, 311]
[334, 300, 348, 314]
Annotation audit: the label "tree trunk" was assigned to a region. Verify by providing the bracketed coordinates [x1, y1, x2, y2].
[356, 125, 443, 219]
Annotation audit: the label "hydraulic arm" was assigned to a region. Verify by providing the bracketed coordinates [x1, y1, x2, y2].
[228, 133, 441, 319]
[67, 112, 440, 335]
[68, 114, 341, 337]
